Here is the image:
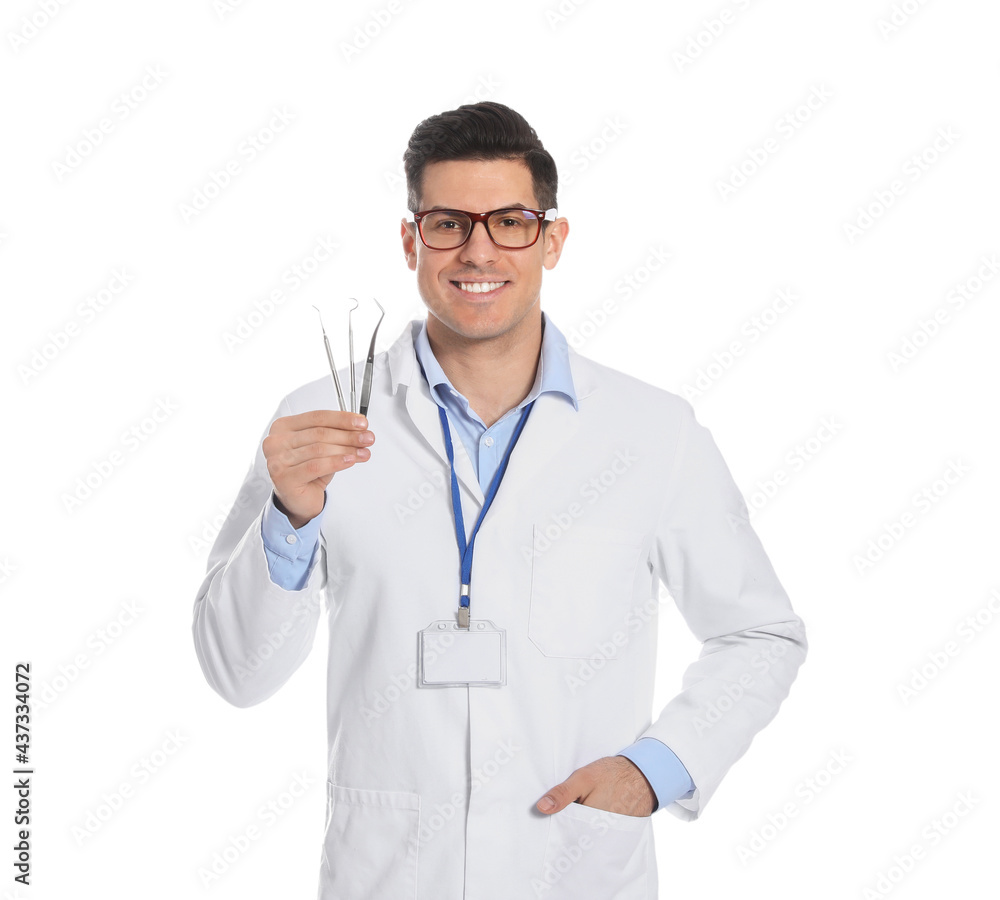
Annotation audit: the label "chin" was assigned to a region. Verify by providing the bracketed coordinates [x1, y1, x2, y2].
[433, 308, 516, 341]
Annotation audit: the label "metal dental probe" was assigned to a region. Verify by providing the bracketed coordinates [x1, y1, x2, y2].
[312, 305, 347, 412]
[358, 298, 385, 417]
[348, 298, 358, 414]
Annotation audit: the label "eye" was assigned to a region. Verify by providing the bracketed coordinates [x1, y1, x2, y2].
[492, 210, 534, 229]
[426, 212, 468, 231]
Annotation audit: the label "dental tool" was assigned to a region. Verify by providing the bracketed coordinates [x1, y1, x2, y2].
[313, 299, 386, 416]
[313, 305, 346, 412]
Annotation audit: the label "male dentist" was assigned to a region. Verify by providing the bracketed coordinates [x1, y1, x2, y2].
[192, 100, 807, 899]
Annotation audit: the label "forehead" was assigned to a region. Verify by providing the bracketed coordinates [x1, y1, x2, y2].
[420, 158, 538, 209]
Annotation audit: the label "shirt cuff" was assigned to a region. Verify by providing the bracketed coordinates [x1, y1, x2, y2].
[617, 737, 696, 813]
[260, 491, 326, 590]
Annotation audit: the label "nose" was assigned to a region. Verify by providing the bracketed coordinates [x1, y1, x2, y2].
[459, 220, 499, 266]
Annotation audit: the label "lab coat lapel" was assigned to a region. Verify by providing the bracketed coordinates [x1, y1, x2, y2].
[390, 321, 485, 508]
[404, 378, 485, 508]
[500, 348, 599, 489]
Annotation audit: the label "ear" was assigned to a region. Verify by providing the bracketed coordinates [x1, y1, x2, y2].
[541, 217, 569, 271]
[400, 218, 418, 271]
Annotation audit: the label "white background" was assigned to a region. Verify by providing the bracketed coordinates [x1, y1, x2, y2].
[2, 0, 998, 897]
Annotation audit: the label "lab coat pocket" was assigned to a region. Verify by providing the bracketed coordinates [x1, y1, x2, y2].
[539, 802, 650, 899]
[528, 524, 645, 658]
[320, 783, 420, 900]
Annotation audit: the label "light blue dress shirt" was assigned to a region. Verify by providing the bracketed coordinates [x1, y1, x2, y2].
[259, 312, 695, 812]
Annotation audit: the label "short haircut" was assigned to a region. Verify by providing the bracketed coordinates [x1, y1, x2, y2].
[403, 101, 558, 214]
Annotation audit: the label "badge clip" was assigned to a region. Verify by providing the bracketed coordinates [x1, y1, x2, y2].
[458, 584, 470, 629]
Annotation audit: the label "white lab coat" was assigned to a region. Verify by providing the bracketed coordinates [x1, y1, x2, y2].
[192, 318, 807, 899]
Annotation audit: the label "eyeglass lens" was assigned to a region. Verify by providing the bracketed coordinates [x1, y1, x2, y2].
[420, 209, 542, 249]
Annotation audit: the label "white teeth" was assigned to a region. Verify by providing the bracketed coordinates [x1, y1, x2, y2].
[457, 281, 505, 294]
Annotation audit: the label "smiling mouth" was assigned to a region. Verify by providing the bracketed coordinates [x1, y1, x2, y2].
[452, 280, 509, 294]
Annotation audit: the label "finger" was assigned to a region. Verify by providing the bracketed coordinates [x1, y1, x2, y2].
[272, 410, 368, 434]
[271, 437, 373, 471]
[271, 449, 368, 487]
[264, 426, 375, 466]
[278, 424, 374, 453]
[536, 768, 593, 815]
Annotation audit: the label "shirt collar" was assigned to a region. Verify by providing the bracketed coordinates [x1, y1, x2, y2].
[413, 310, 579, 413]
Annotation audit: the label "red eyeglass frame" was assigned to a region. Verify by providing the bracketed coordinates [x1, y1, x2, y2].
[411, 207, 558, 250]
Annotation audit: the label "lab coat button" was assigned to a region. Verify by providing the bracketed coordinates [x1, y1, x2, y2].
[285, 534, 297, 544]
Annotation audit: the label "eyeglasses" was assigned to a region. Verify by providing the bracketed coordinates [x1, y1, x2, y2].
[411, 207, 557, 250]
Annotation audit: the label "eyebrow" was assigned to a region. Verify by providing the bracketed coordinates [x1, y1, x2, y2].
[426, 203, 532, 211]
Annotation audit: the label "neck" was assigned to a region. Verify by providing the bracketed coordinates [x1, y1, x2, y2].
[426, 312, 543, 428]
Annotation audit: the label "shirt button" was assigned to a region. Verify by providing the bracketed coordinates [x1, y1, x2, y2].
[285, 534, 297, 544]
[483, 436, 494, 448]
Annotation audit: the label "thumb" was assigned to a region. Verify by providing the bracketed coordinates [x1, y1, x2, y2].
[536, 769, 591, 815]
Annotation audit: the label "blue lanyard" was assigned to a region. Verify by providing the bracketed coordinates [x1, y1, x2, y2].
[438, 401, 535, 620]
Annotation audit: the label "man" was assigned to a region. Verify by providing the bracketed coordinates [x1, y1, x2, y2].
[192, 101, 807, 899]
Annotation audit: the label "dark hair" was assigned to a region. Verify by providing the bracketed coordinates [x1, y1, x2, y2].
[403, 101, 558, 213]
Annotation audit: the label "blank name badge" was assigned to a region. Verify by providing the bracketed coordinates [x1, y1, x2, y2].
[418, 619, 506, 687]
